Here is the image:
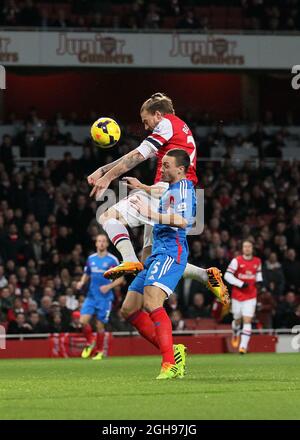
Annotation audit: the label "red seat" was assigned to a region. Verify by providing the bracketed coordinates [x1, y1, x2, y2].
[227, 17, 243, 30]
[194, 7, 211, 20]
[185, 318, 216, 330]
[228, 7, 243, 19]
[211, 16, 227, 29]
[162, 16, 178, 29]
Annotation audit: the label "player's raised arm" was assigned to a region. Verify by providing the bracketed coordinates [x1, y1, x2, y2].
[130, 195, 188, 228]
[89, 148, 147, 198]
[87, 156, 124, 185]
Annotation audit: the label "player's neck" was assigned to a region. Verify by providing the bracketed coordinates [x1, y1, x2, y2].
[243, 254, 253, 260]
[170, 175, 186, 185]
[97, 251, 107, 257]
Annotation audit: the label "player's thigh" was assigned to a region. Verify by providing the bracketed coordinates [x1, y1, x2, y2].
[80, 298, 95, 321]
[98, 206, 128, 226]
[141, 225, 153, 262]
[242, 298, 257, 322]
[143, 254, 186, 306]
[143, 224, 153, 249]
[95, 319, 105, 332]
[143, 285, 168, 312]
[95, 300, 113, 325]
[121, 264, 150, 318]
[121, 291, 144, 319]
[231, 299, 243, 320]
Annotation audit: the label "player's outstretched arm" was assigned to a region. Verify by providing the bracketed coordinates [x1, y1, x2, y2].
[87, 157, 124, 185]
[122, 177, 166, 198]
[90, 148, 146, 198]
[130, 196, 188, 228]
[99, 276, 125, 294]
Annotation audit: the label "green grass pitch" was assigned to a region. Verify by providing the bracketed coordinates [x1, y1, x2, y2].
[1, 353, 300, 420]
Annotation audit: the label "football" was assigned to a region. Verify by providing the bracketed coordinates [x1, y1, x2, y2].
[90, 117, 121, 148]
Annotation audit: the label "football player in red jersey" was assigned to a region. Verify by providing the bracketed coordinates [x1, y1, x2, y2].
[88, 93, 228, 306]
[224, 240, 263, 354]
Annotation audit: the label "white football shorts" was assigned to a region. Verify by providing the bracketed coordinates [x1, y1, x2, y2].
[231, 298, 257, 319]
[114, 182, 169, 248]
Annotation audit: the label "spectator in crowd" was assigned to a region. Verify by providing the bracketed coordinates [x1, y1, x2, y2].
[170, 310, 185, 331]
[7, 312, 32, 334]
[256, 289, 277, 328]
[186, 293, 211, 319]
[0, 265, 8, 288]
[263, 252, 285, 297]
[274, 291, 300, 328]
[27, 311, 48, 333]
[177, 10, 199, 29]
[282, 249, 300, 294]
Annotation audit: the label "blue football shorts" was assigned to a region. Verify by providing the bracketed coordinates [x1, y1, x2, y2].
[128, 253, 186, 297]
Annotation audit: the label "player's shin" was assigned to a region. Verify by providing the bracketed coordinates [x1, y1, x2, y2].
[82, 323, 95, 345]
[231, 319, 241, 348]
[232, 319, 241, 337]
[149, 307, 175, 365]
[240, 322, 252, 352]
[183, 263, 208, 283]
[127, 310, 159, 349]
[103, 218, 139, 262]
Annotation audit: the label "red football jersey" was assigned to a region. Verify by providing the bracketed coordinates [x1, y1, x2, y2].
[227, 255, 262, 301]
[146, 114, 198, 186]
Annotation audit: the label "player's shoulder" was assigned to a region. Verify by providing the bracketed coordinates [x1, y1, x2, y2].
[87, 252, 97, 261]
[106, 252, 120, 265]
[235, 255, 244, 263]
[154, 114, 185, 133]
[253, 256, 262, 265]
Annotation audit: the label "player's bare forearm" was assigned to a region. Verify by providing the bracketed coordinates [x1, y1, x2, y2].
[142, 184, 165, 198]
[81, 274, 89, 284]
[108, 276, 125, 290]
[77, 273, 89, 289]
[101, 157, 124, 173]
[105, 149, 146, 181]
[152, 211, 188, 229]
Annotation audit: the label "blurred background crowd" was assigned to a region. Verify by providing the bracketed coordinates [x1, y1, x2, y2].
[1, 0, 300, 32]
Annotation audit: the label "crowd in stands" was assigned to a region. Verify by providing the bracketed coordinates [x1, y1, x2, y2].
[1, 107, 299, 160]
[0, 109, 300, 334]
[1, 0, 300, 32]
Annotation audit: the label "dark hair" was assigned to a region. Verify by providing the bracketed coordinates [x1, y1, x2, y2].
[141, 92, 175, 115]
[242, 239, 254, 247]
[166, 149, 190, 172]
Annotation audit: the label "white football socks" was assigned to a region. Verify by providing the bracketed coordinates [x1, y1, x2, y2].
[183, 263, 208, 284]
[232, 320, 241, 337]
[103, 218, 139, 262]
[240, 323, 252, 350]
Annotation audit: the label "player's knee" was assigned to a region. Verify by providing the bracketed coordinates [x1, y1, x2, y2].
[98, 211, 108, 226]
[120, 304, 132, 320]
[80, 316, 88, 325]
[143, 298, 159, 313]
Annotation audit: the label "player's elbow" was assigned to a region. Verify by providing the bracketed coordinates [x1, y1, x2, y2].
[178, 218, 188, 229]
[224, 272, 231, 284]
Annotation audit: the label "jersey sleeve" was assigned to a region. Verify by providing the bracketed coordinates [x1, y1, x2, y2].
[256, 260, 263, 282]
[84, 258, 91, 275]
[137, 117, 173, 158]
[108, 254, 120, 269]
[226, 258, 238, 274]
[171, 181, 196, 226]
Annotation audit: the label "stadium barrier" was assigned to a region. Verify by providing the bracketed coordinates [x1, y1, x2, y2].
[0, 330, 286, 359]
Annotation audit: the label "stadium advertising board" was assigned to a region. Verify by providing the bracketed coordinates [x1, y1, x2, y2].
[0, 31, 299, 69]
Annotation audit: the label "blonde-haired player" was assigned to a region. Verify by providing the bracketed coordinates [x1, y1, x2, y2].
[88, 93, 229, 307]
